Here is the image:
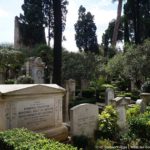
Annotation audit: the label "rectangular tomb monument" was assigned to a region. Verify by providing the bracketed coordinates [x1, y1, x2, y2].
[0, 84, 68, 141]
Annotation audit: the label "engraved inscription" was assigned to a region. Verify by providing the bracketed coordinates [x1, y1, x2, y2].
[17, 99, 55, 129]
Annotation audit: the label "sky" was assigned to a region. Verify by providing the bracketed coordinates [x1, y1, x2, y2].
[0, 0, 117, 52]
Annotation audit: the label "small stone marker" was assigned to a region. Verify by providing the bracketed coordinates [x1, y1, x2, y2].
[136, 99, 146, 112]
[110, 97, 131, 129]
[66, 79, 76, 100]
[70, 103, 99, 137]
[105, 88, 114, 105]
[0, 84, 68, 141]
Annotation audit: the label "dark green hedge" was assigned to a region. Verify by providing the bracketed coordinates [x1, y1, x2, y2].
[0, 128, 77, 150]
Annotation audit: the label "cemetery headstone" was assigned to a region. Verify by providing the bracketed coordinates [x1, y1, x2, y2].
[136, 99, 146, 113]
[70, 103, 99, 137]
[110, 97, 131, 129]
[0, 84, 68, 141]
[25, 57, 45, 83]
[32, 57, 45, 84]
[66, 79, 76, 100]
[81, 79, 90, 91]
[140, 93, 150, 106]
[105, 88, 114, 105]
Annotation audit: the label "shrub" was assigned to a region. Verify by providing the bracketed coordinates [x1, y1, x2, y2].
[5, 79, 15, 84]
[0, 128, 77, 150]
[82, 88, 95, 98]
[100, 84, 115, 92]
[95, 139, 114, 150]
[69, 97, 96, 108]
[126, 104, 141, 121]
[17, 75, 34, 84]
[128, 112, 150, 145]
[97, 105, 119, 141]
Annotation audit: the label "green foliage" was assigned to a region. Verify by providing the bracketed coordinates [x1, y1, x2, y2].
[90, 76, 106, 91]
[17, 75, 34, 84]
[62, 51, 103, 82]
[74, 5, 99, 54]
[5, 79, 15, 84]
[126, 105, 141, 121]
[69, 98, 96, 108]
[100, 84, 115, 91]
[95, 139, 114, 150]
[82, 88, 95, 98]
[105, 39, 150, 89]
[0, 48, 24, 70]
[128, 112, 150, 145]
[105, 52, 124, 78]
[0, 128, 77, 150]
[97, 105, 119, 140]
[141, 80, 150, 93]
[0, 48, 25, 80]
[117, 91, 140, 101]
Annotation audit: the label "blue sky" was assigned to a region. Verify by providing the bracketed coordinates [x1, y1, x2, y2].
[0, 0, 117, 52]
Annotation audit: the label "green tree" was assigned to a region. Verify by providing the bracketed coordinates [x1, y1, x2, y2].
[75, 5, 99, 54]
[123, 0, 150, 44]
[62, 51, 103, 82]
[43, 0, 68, 46]
[19, 0, 46, 46]
[0, 48, 25, 80]
[101, 19, 123, 58]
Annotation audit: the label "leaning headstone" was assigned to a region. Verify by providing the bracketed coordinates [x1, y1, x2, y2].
[70, 103, 99, 137]
[110, 97, 131, 129]
[0, 84, 68, 141]
[105, 88, 114, 105]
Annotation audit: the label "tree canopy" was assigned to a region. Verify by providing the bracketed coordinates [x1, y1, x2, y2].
[75, 5, 99, 54]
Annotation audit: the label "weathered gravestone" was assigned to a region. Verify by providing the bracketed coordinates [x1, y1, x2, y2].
[81, 79, 90, 91]
[136, 99, 146, 113]
[70, 103, 99, 137]
[65, 79, 76, 100]
[105, 88, 115, 105]
[25, 57, 45, 84]
[0, 84, 68, 141]
[110, 97, 131, 129]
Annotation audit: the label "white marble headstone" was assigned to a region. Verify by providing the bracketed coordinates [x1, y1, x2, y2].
[70, 103, 99, 137]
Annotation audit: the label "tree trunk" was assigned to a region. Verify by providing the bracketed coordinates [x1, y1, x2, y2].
[112, 0, 123, 47]
[52, 0, 62, 85]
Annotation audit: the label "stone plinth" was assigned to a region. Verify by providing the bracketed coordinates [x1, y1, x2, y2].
[140, 93, 150, 106]
[70, 103, 98, 137]
[110, 97, 131, 129]
[0, 84, 68, 141]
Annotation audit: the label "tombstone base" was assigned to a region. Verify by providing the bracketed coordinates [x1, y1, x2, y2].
[36, 124, 68, 141]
